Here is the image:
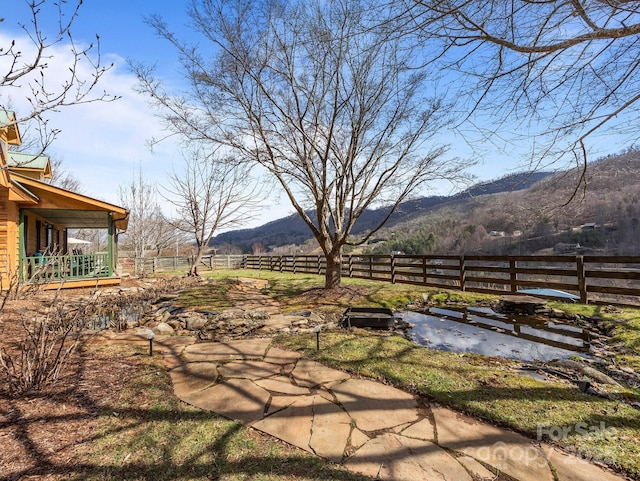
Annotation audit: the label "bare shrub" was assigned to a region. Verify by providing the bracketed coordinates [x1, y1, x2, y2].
[0, 288, 86, 396]
[0, 267, 22, 311]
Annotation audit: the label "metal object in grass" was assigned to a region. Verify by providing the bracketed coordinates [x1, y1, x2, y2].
[341, 307, 396, 329]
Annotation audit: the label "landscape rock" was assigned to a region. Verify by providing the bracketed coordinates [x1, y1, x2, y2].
[581, 366, 621, 386]
[185, 316, 208, 330]
[167, 319, 182, 330]
[153, 322, 175, 335]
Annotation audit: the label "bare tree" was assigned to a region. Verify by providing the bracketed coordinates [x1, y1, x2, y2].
[162, 148, 260, 277]
[404, 0, 640, 195]
[136, 0, 469, 288]
[1, 0, 117, 151]
[5, 115, 83, 191]
[118, 166, 160, 275]
[47, 156, 83, 192]
[146, 209, 185, 257]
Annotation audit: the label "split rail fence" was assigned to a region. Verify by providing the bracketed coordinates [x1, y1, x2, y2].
[242, 254, 640, 307]
[120, 254, 245, 274]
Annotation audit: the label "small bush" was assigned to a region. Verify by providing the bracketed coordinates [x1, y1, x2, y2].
[0, 290, 86, 396]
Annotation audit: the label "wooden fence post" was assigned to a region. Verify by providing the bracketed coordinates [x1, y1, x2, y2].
[509, 258, 517, 293]
[422, 256, 427, 284]
[349, 255, 353, 278]
[459, 255, 466, 291]
[577, 256, 588, 304]
[391, 255, 397, 284]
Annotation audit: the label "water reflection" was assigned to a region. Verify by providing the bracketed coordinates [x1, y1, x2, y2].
[88, 304, 147, 330]
[404, 307, 591, 362]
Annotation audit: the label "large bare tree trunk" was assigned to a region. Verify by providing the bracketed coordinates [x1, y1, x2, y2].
[325, 249, 342, 289]
[188, 245, 205, 276]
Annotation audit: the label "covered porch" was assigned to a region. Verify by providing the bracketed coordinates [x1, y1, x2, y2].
[15, 176, 129, 289]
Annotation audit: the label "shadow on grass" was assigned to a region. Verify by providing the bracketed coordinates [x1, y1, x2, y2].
[277, 331, 640, 477]
[0, 343, 371, 481]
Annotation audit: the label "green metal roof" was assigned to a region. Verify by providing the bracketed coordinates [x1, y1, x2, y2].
[8, 151, 50, 170]
[0, 109, 16, 126]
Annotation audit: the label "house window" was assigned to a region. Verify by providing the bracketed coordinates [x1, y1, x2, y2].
[35, 220, 42, 253]
[23, 215, 29, 257]
[46, 224, 54, 252]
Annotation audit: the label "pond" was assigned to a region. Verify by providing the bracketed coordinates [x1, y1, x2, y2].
[403, 307, 592, 362]
[88, 303, 149, 330]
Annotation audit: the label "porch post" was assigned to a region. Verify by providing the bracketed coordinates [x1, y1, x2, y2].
[107, 213, 114, 277]
[18, 210, 25, 281]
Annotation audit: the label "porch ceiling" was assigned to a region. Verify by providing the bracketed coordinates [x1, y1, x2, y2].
[24, 208, 111, 229]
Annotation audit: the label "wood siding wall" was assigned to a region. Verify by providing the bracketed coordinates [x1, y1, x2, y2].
[0, 189, 19, 288]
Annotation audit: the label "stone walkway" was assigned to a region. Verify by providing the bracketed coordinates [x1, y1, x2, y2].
[153, 337, 625, 481]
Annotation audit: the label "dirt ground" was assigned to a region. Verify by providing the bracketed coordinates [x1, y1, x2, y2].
[0, 280, 155, 481]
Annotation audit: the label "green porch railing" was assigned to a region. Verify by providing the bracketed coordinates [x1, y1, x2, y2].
[20, 253, 112, 283]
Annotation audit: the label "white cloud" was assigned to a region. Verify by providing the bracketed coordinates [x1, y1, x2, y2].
[1, 31, 291, 229]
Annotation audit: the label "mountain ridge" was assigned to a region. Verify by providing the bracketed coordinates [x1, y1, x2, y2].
[209, 171, 555, 253]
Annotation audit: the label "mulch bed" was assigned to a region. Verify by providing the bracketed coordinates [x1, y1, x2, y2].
[0, 281, 151, 481]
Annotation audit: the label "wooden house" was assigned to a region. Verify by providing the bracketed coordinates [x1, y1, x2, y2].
[1, 110, 129, 289]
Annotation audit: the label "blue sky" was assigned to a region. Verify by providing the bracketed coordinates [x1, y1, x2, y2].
[1, 1, 627, 229]
[1, 1, 304, 226]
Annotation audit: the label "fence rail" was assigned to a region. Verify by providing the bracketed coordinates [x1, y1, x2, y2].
[120, 255, 245, 274]
[242, 254, 640, 307]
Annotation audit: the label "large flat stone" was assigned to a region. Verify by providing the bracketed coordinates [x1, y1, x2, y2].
[218, 360, 282, 380]
[331, 378, 419, 432]
[182, 378, 269, 425]
[349, 428, 370, 449]
[169, 362, 219, 400]
[291, 358, 350, 387]
[401, 418, 436, 441]
[255, 376, 311, 395]
[263, 347, 303, 365]
[433, 406, 553, 481]
[92, 332, 150, 345]
[267, 395, 303, 415]
[162, 354, 185, 370]
[261, 314, 292, 329]
[457, 455, 496, 480]
[253, 395, 315, 453]
[344, 433, 472, 481]
[542, 445, 627, 481]
[183, 338, 272, 362]
[155, 336, 196, 365]
[309, 395, 352, 462]
[156, 336, 197, 350]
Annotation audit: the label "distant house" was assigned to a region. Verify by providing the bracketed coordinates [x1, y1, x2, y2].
[0, 110, 129, 290]
[581, 222, 598, 230]
[490, 231, 506, 237]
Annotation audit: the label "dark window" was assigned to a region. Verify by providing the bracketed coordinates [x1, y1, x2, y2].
[35, 220, 42, 252]
[22, 215, 29, 257]
[46, 224, 54, 252]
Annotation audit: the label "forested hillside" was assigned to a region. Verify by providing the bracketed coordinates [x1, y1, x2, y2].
[209, 149, 640, 256]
